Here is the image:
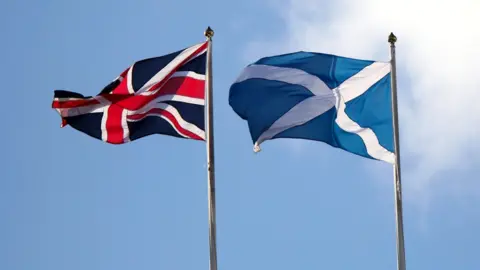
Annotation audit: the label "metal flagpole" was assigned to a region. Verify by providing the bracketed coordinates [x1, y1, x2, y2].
[204, 26, 218, 270]
[388, 32, 406, 270]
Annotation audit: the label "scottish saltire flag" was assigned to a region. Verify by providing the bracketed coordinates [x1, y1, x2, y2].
[52, 42, 207, 144]
[229, 51, 395, 163]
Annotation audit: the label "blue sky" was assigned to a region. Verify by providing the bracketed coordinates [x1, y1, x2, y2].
[2, 0, 479, 270]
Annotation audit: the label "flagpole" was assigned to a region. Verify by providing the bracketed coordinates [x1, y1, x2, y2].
[204, 26, 218, 270]
[388, 32, 406, 270]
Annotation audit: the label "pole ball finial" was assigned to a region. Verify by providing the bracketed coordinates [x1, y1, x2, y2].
[205, 26, 214, 39]
[388, 32, 397, 44]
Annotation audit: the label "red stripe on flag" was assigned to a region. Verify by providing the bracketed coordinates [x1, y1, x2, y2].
[57, 77, 204, 113]
[128, 108, 203, 140]
[111, 68, 131, 94]
[52, 99, 99, 108]
[51, 75, 204, 115]
[111, 76, 204, 110]
[105, 105, 125, 144]
[156, 76, 205, 99]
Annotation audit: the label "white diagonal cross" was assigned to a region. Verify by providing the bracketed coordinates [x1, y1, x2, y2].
[234, 62, 395, 163]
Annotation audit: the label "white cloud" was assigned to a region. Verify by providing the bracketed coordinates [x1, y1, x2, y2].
[244, 0, 480, 199]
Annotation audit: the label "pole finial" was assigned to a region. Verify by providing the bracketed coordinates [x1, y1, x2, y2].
[388, 32, 397, 44]
[205, 26, 214, 39]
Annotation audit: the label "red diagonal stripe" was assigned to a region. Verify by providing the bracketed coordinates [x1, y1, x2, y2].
[141, 42, 208, 95]
[128, 108, 203, 140]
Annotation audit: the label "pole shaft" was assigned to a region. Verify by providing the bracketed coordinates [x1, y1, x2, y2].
[205, 27, 218, 270]
[389, 33, 406, 270]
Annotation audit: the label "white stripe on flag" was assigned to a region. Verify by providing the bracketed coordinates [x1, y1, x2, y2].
[101, 105, 109, 142]
[172, 71, 206, 81]
[127, 66, 135, 94]
[96, 96, 112, 142]
[121, 108, 130, 143]
[336, 62, 390, 103]
[234, 64, 331, 96]
[333, 88, 395, 163]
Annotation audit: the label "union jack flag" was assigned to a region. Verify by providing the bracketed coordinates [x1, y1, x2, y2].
[52, 42, 208, 144]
